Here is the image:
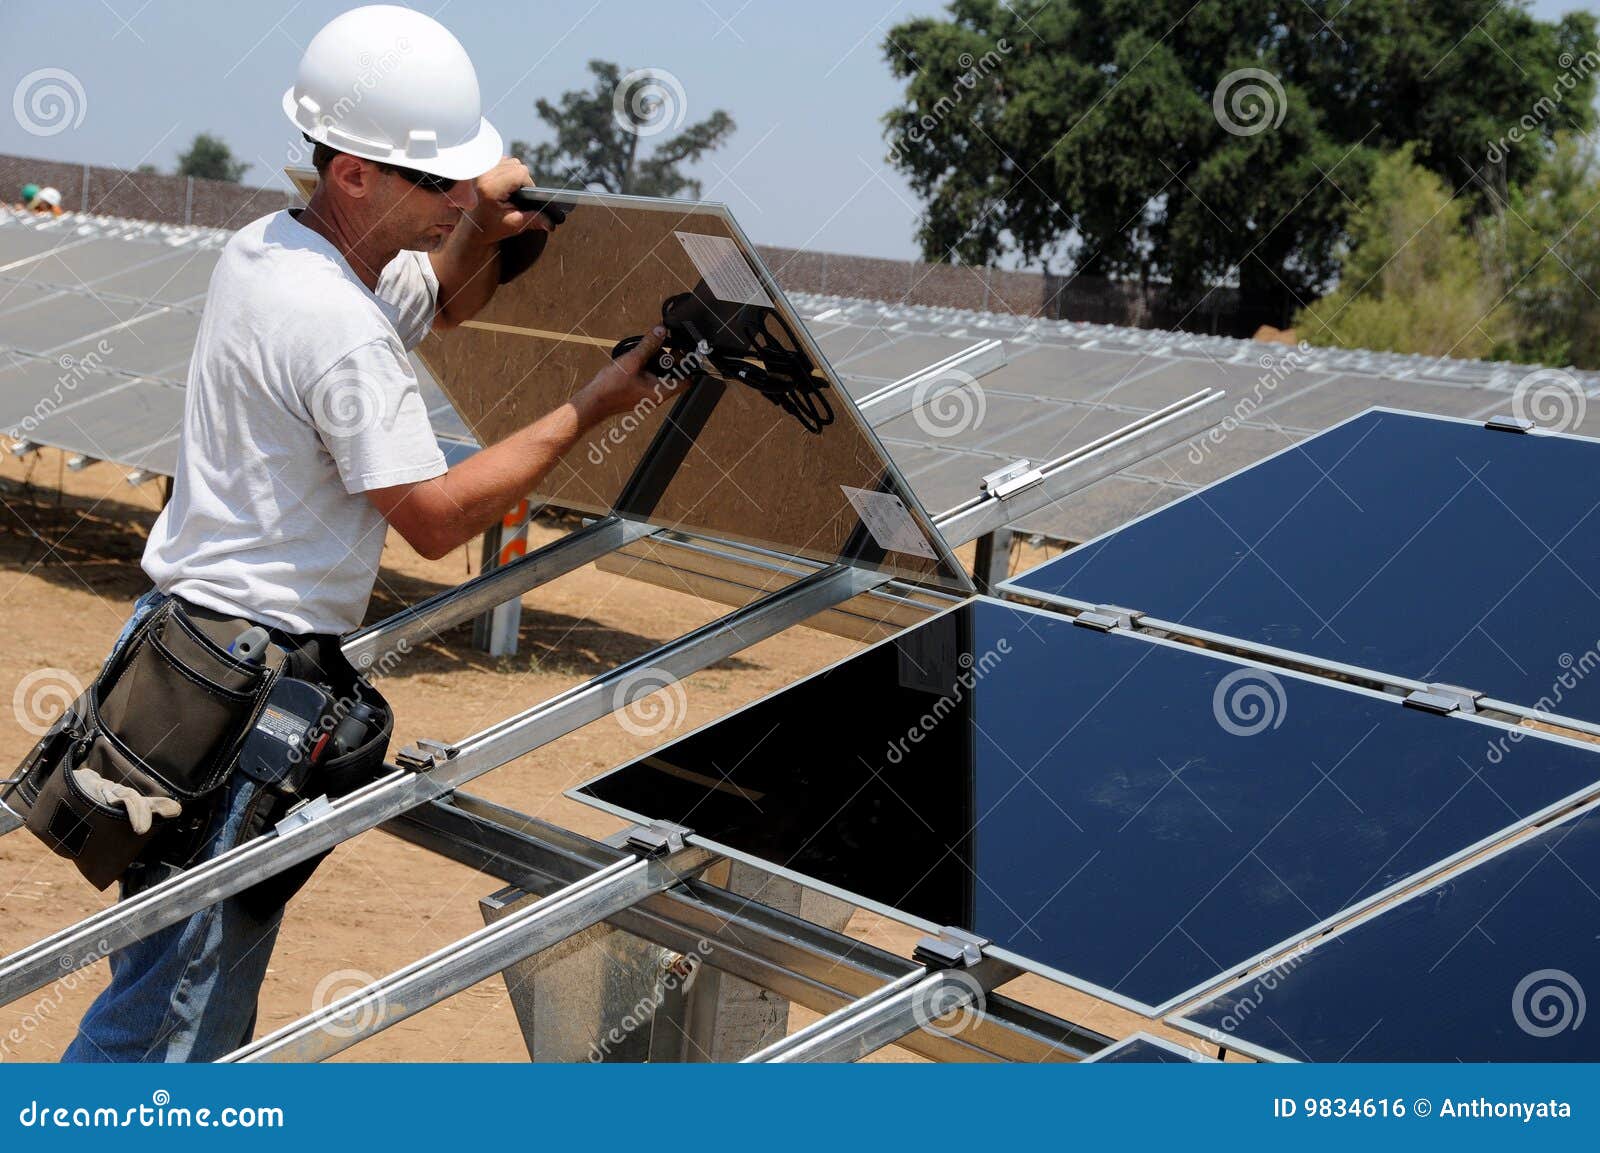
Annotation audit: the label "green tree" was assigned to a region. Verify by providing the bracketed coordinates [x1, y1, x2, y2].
[885, 1, 1597, 327]
[1294, 148, 1509, 358]
[510, 60, 735, 198]
[1493, 134, 1600, 368]
[175, 133, 251, 183]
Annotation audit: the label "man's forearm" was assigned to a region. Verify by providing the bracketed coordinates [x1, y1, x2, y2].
[401, 390, 609, 557]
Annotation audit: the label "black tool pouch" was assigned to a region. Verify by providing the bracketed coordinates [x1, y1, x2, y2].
[3, 599, 282, 890]
[231, 639, 395, 920]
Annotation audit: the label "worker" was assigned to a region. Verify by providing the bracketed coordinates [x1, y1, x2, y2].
[59, 4, 675, 1062]
[15, 182, 39, 209]
[29, 186, 63, 216]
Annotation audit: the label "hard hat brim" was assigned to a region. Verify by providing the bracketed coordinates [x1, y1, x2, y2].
[283, 86, 504, 183]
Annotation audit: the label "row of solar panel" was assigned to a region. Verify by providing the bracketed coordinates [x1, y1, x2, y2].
[0, 218, 476, 473]
[575, 411, 1600, 1060]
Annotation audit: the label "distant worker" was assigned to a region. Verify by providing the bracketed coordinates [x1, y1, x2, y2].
[15, 181, 39, 209]
[28, 186, 63, 216]
[55, 3, 677, 1062]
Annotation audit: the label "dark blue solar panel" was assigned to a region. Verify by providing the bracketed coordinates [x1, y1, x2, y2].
[1005, 410, 1600, 722]
[574, 598, 1600, 1013]
[1182, 802, 1600, 1061]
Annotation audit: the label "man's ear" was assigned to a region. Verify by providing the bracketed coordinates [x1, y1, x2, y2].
[325, 153, 375, 200]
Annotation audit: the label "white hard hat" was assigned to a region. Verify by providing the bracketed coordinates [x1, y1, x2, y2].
[36, 187, 61, 208]
[282, 5, 502, 182]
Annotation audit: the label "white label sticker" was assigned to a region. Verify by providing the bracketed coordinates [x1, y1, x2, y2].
[675, 231, 773, 308]
[841, 485, 938, 560]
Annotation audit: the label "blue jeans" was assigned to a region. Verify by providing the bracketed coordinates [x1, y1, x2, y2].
[62, 589, 286, 1063]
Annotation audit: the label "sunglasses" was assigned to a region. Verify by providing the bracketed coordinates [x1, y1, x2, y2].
[376, 162, 460, 195]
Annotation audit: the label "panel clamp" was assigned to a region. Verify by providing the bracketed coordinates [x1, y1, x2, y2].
[395, 738, 459, 771]
[624, 821, 693, 858]
[1403, 682, 1483, 716]
[1074, 604, 1142, 632]
[912, 926, 988, 970]
[981, 460, 1045, 501]
[1484, 415, 1534, 434]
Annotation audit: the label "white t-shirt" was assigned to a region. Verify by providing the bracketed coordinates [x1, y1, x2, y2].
[142, 210, 448, 635]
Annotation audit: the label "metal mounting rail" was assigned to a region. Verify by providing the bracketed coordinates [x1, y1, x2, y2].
[225, 837, 715, 1062]
[743, 957, 1017, 1063]
[385, 792, 1108, 1063]
[0, 562, 886, 1009]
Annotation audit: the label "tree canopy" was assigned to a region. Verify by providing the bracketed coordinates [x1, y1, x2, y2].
[511, 60, 735, 198]
[175, 133, 251, 183]
[884, 1, 1599, 327]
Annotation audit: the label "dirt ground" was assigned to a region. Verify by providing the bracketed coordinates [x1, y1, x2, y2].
[0, 447, 1186, 1063]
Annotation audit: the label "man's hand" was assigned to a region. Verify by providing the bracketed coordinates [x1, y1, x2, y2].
[574, 326, 686, 423]
[464, 157, 553, 246]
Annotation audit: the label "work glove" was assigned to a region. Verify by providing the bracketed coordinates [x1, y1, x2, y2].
[72, 768, 182, 834]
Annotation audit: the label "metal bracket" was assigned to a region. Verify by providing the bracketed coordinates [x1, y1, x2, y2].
[912, 926, 988, 970]
[1485, 415, 1534, 434]
[981, 460, 1044, 501]
[125, 468, 154, 487]
[275, 795, 334, 836]
[65, 454, 96, 471]
[1403, 682, 1482, 715]
[624, 821, 692, 857]
[8, 439, 36, 457]
[1073, 604, 1141, 632]
[395, 739, 459, 771]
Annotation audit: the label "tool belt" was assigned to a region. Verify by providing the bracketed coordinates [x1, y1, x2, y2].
[3, 596, 393, 903]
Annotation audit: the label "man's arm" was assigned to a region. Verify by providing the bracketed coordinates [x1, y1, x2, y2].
[366, 327, 673, 560]
[429, 157, 549, 331]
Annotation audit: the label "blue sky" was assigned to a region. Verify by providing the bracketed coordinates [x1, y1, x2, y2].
[0, 0, 1594, 263]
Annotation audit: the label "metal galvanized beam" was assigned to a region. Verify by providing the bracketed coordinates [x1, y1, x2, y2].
[226, 840, 715, 1062]
[384, 793, 1108, 1063]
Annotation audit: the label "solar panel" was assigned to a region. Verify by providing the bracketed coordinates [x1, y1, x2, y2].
[1084, 1033, 1215, 1063]
[25, 379, 185, 463]
[834, 334, 983, 382]
[572, 597, 1600, 1014]
[417, 189, 969, 593]
[0, 292, 154, 352]
[1004, 409, 1600, 722]
[89, 249, 218, 305]
[1177, 799, 1600, 1062]
[0, 237, 175, 288]
[0, 361, 133, 440]
[53, 309, 200, 377]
